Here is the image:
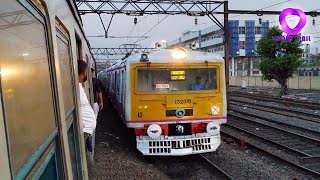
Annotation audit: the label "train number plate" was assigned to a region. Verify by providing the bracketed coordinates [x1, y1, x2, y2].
[166, 95, 193, 108]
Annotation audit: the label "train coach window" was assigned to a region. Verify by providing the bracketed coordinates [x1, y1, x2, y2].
[0, 0, 56, 174]
[57, 30, 75, 116]
[137, 68, 218, 92]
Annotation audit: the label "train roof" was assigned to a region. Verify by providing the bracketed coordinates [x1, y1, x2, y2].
[107, 49, 224, 70]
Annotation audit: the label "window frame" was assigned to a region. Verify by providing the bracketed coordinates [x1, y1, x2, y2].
[239, 41, 245, 49]
[255, 26, 262, 34]
[239, 26, 246, 34]
[56, 28, 77, 119]
[0, 0, 61, 179]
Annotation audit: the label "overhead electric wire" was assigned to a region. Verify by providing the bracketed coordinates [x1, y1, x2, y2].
[124, 8, 157, 44]
[87, 35, 149, 38]
[227, 0, 293, 20]
[184, 0, 293, 30]
[133, 14, 170, 43]
[134, 7, 179, 43]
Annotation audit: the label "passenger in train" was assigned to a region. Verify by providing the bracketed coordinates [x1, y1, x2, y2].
[78, 60, 96, 179]
[191, 76, 208, 90]
[91, 68, 103, 118]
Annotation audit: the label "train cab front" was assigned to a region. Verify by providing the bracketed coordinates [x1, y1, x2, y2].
[129, 50, 227, 156]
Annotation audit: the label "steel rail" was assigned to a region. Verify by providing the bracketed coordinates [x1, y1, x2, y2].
[229, 99, 320, 123]
[220, 130, 320, 177]
[229, 92, 320, 110]
[228, 113, 320, 147]
[224, 115, 320, 175]
[228, 109, 320, 141]
[227, 117, 316, 158]
[199, 154, 235, 180]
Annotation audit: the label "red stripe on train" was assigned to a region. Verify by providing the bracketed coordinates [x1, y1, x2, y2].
[126, 116, 227, 123]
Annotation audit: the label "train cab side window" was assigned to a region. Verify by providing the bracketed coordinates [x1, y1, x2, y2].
[0, 0, 56, 174]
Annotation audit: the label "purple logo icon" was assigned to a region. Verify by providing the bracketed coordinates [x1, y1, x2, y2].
[279, 8, 307, 35]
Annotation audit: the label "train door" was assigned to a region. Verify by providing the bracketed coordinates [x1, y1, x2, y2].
[116, 70, 121, 103]
[113, 70, 118, 98]
[86, 54, 94, 105]
[0, 0, 63, 178]
[121, 70, 126, 107]
[56, 24, 83, 179]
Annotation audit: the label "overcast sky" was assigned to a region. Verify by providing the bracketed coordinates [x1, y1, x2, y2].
[80, 0, 320, 56]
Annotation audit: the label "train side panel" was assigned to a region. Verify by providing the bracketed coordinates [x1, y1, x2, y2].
[0, 0, 95, 179]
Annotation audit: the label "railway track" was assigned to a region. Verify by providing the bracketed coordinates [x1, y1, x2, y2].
[223, 113, 320, 177]
[229, 91, 320, 110]
[228, 110, 320, 140]
[199, 154, 234, 180]
[229, 97, 320, 123]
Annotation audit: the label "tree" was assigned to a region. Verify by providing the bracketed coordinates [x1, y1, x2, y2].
[257, 26, 303, 95]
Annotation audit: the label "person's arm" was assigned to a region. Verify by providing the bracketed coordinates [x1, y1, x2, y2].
[98, 80, 103, 110]
[98, 92, 103, 110]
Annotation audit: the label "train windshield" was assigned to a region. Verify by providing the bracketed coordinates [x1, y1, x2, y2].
[137, 68, 218, 92]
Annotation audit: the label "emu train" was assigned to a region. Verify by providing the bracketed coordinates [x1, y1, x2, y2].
[99, 48, 227, 155]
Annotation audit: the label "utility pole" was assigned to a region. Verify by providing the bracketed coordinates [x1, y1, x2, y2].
[224, 0, 230, 95]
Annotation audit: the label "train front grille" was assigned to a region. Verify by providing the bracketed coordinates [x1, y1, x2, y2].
[147, 137, 212, 154]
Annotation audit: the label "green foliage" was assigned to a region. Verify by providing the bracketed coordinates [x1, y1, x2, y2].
[257, 26, 304, 86]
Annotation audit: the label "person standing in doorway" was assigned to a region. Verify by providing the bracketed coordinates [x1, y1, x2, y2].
[91, 68, 103, 119]
[78, 60, 96, 179]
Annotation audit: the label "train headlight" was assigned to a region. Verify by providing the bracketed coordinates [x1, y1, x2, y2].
[175, 108, 185, 118]
[171, 48, 187, 60]
[206, 122, 220, 136]
[147, 124, 162, 138]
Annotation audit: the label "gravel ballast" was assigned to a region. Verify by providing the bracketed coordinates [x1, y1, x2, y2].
[92, 97, 320, 179]
[214, 133, 320, 180]
[93, 99, 218, 180]
[229, 96, 320, 132]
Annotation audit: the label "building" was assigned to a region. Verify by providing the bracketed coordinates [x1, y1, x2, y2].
[167, 20, 269, 76]
[301, 45, 320, 66]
